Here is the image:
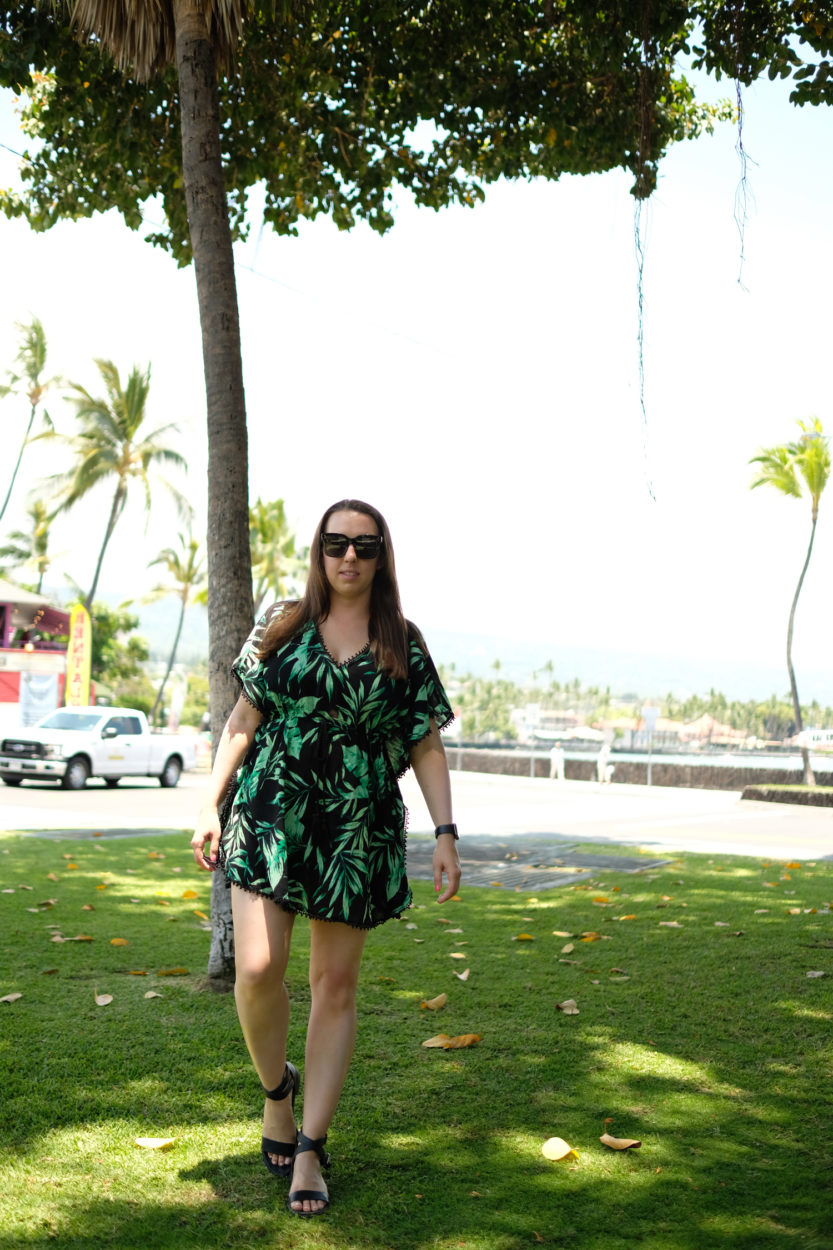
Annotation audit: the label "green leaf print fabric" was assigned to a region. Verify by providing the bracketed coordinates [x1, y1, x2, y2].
[218, 606, 454, 929]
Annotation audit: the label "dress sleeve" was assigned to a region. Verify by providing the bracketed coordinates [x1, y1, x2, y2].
[405, 634, 455, 747]
[230, 603, 283, 712]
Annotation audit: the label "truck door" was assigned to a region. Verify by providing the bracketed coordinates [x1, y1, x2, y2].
[101, 715, 147, 776]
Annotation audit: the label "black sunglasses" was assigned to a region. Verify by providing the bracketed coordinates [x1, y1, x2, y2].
[321, 532, 383, 559]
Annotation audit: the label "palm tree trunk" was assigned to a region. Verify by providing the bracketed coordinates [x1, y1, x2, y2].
[786, 518, 817, 786]
[150, 593, 186, 724]
[173, 0, 254, 981]
[0, 403, 37, 526]
[86, 480, 126, 608]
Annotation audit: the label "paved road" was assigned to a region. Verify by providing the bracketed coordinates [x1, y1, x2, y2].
[1, 770, 829, 861]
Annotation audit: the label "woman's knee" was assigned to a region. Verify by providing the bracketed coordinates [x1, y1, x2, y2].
[235, 956, 286, 999]
[309, 964, 360, 1012]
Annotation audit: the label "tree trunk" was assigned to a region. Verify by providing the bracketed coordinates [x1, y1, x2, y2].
[173, 0, 254, 982]
[786, 518, 817, 787]
[85, 480, 126, 608]
[150, 593, 186, 723]
[0, 403, 37, 525]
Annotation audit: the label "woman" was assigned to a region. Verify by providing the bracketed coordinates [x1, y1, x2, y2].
[191, 499, 460, 1218]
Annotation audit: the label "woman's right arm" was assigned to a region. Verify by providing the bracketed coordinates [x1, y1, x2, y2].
[190, 695, 262, 871]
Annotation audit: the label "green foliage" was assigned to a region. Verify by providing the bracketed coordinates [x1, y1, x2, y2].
[88, 599, 149, 687]
[249, 497, 305, 615]
[0, 2, 739, 263]
[0, 499, 54, 593]
[180, 669, 210, 728]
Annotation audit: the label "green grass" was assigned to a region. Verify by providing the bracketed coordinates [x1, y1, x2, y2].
[1, 832, 832, 1250]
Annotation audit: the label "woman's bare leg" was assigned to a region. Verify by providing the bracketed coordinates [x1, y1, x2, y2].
[231, 887, 296, 1168]
[289, 919, 368, 1214]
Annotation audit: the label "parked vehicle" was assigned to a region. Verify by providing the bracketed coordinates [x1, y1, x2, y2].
[0, 706, 196, 789]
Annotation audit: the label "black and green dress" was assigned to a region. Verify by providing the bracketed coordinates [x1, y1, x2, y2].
[218, 607, 454, 929]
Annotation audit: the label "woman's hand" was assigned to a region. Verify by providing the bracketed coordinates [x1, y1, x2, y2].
[191, 805, 221, 871]
[433, 833, 461, 904]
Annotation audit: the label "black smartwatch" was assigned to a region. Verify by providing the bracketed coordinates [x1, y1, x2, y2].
[434, 823, 459, 840]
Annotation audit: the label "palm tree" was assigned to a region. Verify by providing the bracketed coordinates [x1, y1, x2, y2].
[54, 358, 190, 607]
[249, 497, 305, 616]
[0, 500, 55, 593]
[750, 418, 831, 786]
[0, 316, 60, 525]
[69, 0, 256, 981]
[146, 532, 207, 723]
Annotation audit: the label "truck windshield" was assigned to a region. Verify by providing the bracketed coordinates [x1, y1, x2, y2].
[38, 712, 104, 731]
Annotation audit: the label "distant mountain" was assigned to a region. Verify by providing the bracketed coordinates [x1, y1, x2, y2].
[45, 587, 832, 705]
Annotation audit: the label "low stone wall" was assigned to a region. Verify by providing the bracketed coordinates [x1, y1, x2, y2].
[742, 785, 833, 808]
[447, 748, 833, 792]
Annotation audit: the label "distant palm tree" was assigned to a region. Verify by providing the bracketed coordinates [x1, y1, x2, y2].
[53, 359, 190, 607]
[146, 532, 207, 724]
[750, 418, 831, 785]
[249, 497, 306, 615]
[0, 500, 55, 594]
[0, 316, 60, 525]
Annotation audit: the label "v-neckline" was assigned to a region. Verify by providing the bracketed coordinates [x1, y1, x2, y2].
[314, 622, 371, 668]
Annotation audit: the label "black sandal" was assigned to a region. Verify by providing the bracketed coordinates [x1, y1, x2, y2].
[286, 1130, 331, 1217]
[261, 1061, 300, 1178]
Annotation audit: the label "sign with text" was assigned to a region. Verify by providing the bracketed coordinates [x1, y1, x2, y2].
[65, 605, 92, 707]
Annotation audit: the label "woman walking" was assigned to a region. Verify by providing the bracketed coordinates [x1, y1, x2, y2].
[191, 499, 460, 1217]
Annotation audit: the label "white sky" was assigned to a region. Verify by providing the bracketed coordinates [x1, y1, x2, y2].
[0, 68, 831, 696]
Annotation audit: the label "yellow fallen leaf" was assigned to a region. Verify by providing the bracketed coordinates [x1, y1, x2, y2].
[443, 1033, 481, 1049]
[552, 930, 572, 938]
[1, 992, 22, 1003]
[144, 991, 163, 999]
[110, 938, 129, 946]
[66, 864, 78, 870]
[135, 1137, 174, 1149]
[600, 1133, 642, 1150]
[156, 967, 189, 976]
[71, 934, 93, 942]
[785, 861, 801, 870]
[128, 970, 147, 976]
[593, 896, 610, 903]
[513, 934, 534, 941]
[193, 910, 208, 920]
[490, 881, 503, 887]
[422, 1033, 452, 1048]
[619, 914, 637, 921]
[580, 932, 602, 942]
[181, 889, 198, 900]
[46, 873, 59, 882]
[561, 942, 575, 954]
[81, 904, 95, 911]
[454, 968, 470, 981]
[449, 952, 466, 959]
[542, 1137, 577, 1160]
[94, 990, 113, 1006]
[156, 900, 170, 907]
[96, 883, 108, 891]
[786, 908, 801, 915]
[556, 999, 579, 1015]
[435, 917, 452, 925]
[450, 895, 462, 901]
[659, 921, 682, 928]
[421, 993, 448, 1010]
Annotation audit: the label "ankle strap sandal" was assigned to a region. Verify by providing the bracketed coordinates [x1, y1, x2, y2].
[260, 1061, 299, 1178]
[287, 1131, 331, 1217]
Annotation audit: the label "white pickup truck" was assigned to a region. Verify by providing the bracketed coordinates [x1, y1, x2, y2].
[0, 706, 196, 790]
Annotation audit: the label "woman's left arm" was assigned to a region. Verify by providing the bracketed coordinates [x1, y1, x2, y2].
[410, 720, 461, 904]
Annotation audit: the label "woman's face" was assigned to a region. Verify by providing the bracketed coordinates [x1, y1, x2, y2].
[321, 509, 381, 600]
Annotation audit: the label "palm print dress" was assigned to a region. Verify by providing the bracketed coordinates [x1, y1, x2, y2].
[218, 606, 454, 929]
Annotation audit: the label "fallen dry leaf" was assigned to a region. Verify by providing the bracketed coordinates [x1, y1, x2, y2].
[422, 1033, 452, 1048]
[541, 1137, 577, 1161]
[448, 952, 466, 959]
[421, 993, 448, 1010]
[806, 970, 826, 979]
[110, 938, 129, 946]
[405, 923, 419, 930]
[454, 968, 470, 981]
[81, 904, 95, 911]
[96, 883, 108, 891]
[144, 991, 163, 999]
[18, 884, 33, 891]
[443, 1033, 481, 1049]
[135, 1137, 174, 1149]
[561, 942, 575, 954]
[413, 939, 425, 944]
[513, 934, 534, 941]
[46, 872, 59, 882]
[619, 914, 637, 921]
[94, 990, 113, 1006]
[128, 970, 147, 976]
[156, 967, 189, 976]
[490, 881, 503, 887]
[181, 889, 199, 900]
[754, 909, 769, 914]
[593, 896, 610, 904]
[556, 999, 579, 1015]
[435, 917, 452, 925]
[659, 921, 682, 928]
[192, 910, 208, 920]
[1, 992, 22, 1003]
[444, 927, 464, 934]
[580, 932, 605, 942]
[41, 968, 58, 975]
[552, 930, 572, 938]
[786, 908, 801, 915]
[786, 861, 802, 870]
[600, 1132, 642, 1150]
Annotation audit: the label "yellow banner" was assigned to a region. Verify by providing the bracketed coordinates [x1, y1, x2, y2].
[65, 605, 92, 707]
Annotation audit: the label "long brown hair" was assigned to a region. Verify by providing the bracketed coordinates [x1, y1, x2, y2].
[256, 499, 411, 679]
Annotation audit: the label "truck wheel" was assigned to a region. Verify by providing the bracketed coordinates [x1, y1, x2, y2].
[105, 777, 121, 788]
[159, 756, 182, 788]
[62, 757, 90, 790]
[2, 777, 23, 787]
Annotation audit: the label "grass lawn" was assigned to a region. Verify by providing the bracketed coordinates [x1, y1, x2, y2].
[1, 831, 832, 1250]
